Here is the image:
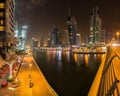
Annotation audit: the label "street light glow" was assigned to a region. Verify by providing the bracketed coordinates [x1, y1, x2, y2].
[29, 63, 32, 67]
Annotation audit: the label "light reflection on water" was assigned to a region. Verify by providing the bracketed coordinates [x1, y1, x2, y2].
[84, 54, 89, 67]
[34, 50, 103, 96]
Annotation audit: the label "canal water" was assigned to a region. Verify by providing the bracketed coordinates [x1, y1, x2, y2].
[34, 50, 103, 96]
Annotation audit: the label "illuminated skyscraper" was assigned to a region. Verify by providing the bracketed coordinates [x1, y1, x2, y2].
[89, 6, 102, 44]
[31, 38, 39, 47]
[0, 0, 16, 59]
[50, 27, 60, 47]
[76, 34, 81, 47]
[67, 9, 77, 46]
[21, 25, 28, 49]
[62, 29, 69, 47]
[16, 25, 28, 50]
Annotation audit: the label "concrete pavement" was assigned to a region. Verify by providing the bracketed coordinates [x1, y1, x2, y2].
[0, 54, 58, 96]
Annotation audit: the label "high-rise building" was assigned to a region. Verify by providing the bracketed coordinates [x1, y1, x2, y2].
[89, 6, 102, 44]
[40, 35, 44, 47]
[14, 21, 19, 38]
[76, 34, 81, 47]
[21, 25, 28, 50]
[15, 24, 28, 50]
[50, 27, 60, 47]
[62, 29, 69, 47]
[0, 0, 16, 59]
[67, 9, 77, 46]
[31, 38, 39, 47]
[99, 29, 106, 42]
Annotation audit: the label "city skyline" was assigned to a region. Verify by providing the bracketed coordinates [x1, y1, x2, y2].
[15, 0, 120, 42]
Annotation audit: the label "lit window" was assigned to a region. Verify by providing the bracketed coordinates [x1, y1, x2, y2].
[0, 20, 4, 25]
[0, 26, 4, 31]
[0, 12, 4, 16]
[0, 3, 5, 8]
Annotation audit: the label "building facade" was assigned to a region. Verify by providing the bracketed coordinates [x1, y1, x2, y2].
[0, 0, 16, 59]
[17, 25, 28, 50]
[89, 6, 102, 45]
[62, 29, 69, 47]
[31, 38, 39, 47]
[67, 9, 77, 47]
[40, 35, 44, 47]
[76, 33, 81, 47]
[50, 27, 61, 47]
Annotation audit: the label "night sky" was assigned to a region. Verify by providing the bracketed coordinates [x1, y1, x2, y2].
[15, 0, 120, 42]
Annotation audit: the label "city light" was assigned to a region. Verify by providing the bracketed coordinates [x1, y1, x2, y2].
[1, 0, 120, 96]
[22, 25, 28, 29]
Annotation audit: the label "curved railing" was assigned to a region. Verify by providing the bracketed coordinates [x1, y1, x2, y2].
[88, 46, 120, 96]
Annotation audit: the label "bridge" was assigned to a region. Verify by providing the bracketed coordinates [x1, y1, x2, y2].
[88, 46, 120, 96]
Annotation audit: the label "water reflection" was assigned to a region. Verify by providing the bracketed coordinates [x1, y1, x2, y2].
[63, 51, 70, 62]
[34, 50, 103, 96]
[56, 51, 62, 61]
[56, 51, 62, 72]
[84, 54, 89, 67]
[74, 53, 78, 64]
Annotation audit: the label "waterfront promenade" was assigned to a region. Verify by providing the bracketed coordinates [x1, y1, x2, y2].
[0, 53, 58, 96]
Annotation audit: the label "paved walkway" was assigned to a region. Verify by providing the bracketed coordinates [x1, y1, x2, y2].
[0, 54, 58, 96]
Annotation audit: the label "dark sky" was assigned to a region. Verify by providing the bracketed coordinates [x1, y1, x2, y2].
[15, 0, 120, 42]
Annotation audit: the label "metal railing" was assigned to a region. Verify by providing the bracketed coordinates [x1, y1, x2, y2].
[98, 46, 120, 96]
[88, 46, 120, 96]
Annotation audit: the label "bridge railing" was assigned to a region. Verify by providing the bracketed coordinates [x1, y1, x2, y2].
[88, 46, 120, 96]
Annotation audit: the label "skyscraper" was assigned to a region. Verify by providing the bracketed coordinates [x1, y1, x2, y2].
[62, 29, 69, 47]
[31, 38, 39, 47]
[20, 25, 28, 50]
[67, 9, 77, 47]
[89, 6, 102, 45]
[0, 0, 16, 59]
[76, 34, 81, 47]
[50, 26, 60, 47]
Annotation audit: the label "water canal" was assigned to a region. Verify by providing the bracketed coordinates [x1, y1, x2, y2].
[34, 50, 103, 96]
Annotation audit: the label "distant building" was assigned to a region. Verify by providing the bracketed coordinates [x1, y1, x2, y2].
[31, 38, 39, 47]
[40, 35, 44, 47]
[62, 29, 69, 47]
[67, 9, 77, 46]
[0, 0, 16, 59]
[16, 25, 28, 50]
[76, 34, 81, 47]
[85, 36, 90, 45]
[89, 6, 102, 45]
[99, 29, 106, 42]
[50, 27, 61, 47]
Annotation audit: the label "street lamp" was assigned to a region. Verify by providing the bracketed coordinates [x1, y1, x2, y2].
[29, 63, 32, 70]
[116, 32, 120, 42]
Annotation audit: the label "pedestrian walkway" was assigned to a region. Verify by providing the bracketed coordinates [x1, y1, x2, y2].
[0, 53, 58, 96]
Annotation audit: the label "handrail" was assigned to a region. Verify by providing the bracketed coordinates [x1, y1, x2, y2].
[88, 46, 120, 96]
